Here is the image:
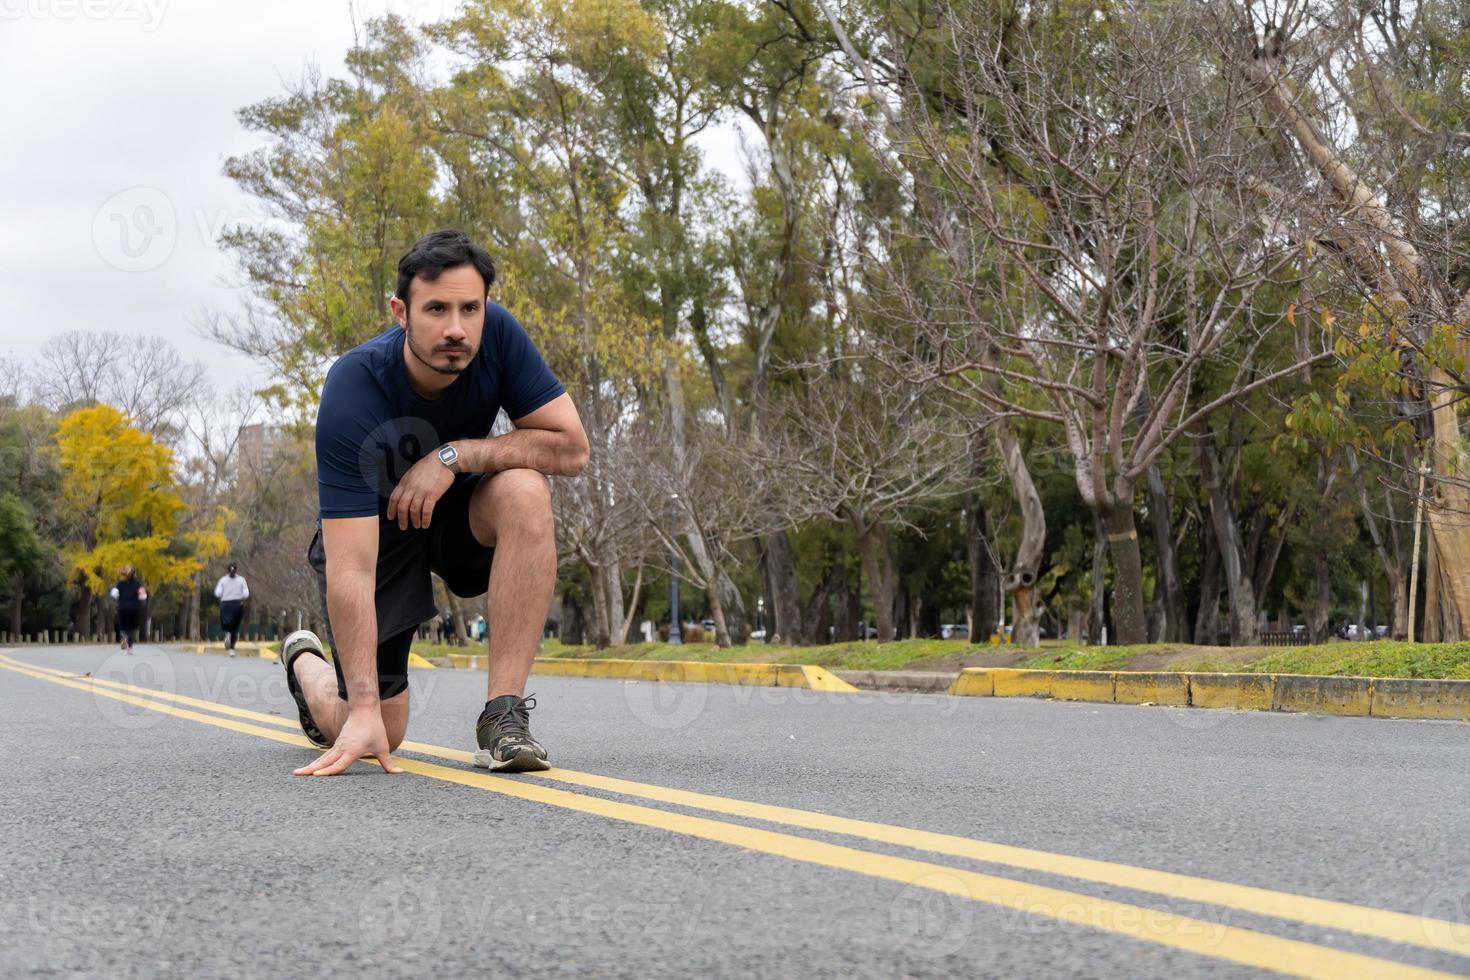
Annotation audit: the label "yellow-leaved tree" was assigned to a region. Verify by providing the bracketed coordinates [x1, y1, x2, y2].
[56, 404, 208, 637]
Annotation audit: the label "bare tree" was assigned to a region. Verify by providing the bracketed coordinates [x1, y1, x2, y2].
[1219, 0, 1470, 639]
[770, 364, 969, 642]
[33, 331, 206, 440]
[840, 0, 1330, 644]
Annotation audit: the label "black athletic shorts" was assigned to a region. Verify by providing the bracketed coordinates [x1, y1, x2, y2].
[308, 474, 494, 701]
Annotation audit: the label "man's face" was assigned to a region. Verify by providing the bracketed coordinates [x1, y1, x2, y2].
[391, 264, 487, 376]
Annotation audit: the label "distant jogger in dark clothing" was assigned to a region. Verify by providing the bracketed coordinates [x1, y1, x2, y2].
[111, 566, 148, 654]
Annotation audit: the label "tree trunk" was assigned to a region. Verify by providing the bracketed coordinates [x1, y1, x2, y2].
[187, 568, 202, 641]
[602, 560, 626, 649]
[77, 585, 93, 639]
[1389, 571, 1408, 643]
[760, 531, 803, 645]
[1194, 523, 1220, 645]
[705, 573, 732, 648]
[896, 583, 912, 640]
[9, 579, 21, 638]
[855, 517, 895, 642]
[996, 422, 1044, 647]
[967, 501, 1001, 645]
[1425, 531, 1443, 642]
[588, 563, 611, 649]
[617, 564, 644, 645]
[1089, 515, 1107, 644]
[1350, 451, 1409, 641]
[559, 593, 586, 646]
[1308, 550, 1332, 643]
[1145, 464, 1188, 643]
[918, 596, 941, 639]
[1201, 447, 1260, 646]
[1423, 368, 1468, 640]
[1101, 497, 1148, 645]
[802, 566, 839, 645]
[834, 571, 858, 642]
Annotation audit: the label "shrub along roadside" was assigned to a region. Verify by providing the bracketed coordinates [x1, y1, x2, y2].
[406, 637, 1470, 680]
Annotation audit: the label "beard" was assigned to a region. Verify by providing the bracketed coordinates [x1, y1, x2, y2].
[404, 316, 474, 375]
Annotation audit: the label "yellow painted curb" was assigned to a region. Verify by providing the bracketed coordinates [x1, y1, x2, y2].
[179, 642, 274, 659]
[432, 655, 858, 692]
[1049, 671, 1116, 702]
[801, 665, 861, 692]
[1372, 678, 1470, 720]
[946, 669, 995, 697]
[407, 652, 436, 669]
[529, 658, 859, 692]
[1272, 674, 1372, 716]
[948, 667, 1469, 721]
[1190, 673, 1275, 711]
[992, 669, 1055, 698]
[1114, 672, 1189, 706]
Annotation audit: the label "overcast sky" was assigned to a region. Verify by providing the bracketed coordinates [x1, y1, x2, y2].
[1, 0, 748, 414]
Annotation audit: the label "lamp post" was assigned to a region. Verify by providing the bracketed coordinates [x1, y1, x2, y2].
[757, 596, 765, 641]
[669, 492, 682, 645]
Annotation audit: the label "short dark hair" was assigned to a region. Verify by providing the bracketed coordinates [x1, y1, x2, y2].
[395, 230, 496, 303]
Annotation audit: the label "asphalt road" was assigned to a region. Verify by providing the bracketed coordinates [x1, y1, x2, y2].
[2, 642, 1468, 979]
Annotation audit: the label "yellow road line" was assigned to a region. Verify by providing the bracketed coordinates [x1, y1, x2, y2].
[0, 654, 1455, 980]
[9, 652, 1470, 962]
[8, 652, 1467, 959]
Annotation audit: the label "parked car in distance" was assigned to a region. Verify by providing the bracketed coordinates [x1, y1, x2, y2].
[940, 624, 969, 639]
[749, 628, 767, 642]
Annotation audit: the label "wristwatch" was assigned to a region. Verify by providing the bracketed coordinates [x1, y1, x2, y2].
[437, 443, 461, 474]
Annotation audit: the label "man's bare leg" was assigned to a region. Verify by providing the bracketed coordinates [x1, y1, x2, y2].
[290, 653, 409, 750]
[468, 468, 557, 699]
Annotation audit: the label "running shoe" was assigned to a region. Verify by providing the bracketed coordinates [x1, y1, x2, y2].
[473, 694, 549, 772]
[280, 629, 331, 749]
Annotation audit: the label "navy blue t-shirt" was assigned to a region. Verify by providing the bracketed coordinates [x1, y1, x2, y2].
[314, 304, 565, 519]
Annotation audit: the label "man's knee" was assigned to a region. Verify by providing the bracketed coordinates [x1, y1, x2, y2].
[479, 469, 552, 535]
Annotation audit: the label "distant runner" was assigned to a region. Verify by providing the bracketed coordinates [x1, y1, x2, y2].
[280, 230, 588, 776]
[214, 563, 249, 655]
[110, 567, 147, 654]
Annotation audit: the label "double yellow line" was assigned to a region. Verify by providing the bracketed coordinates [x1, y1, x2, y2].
[1, 650, 1464, 978]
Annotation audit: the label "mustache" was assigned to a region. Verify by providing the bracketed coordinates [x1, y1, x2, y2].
[436, 344, 471, 353]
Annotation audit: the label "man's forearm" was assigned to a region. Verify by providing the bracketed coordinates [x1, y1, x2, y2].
[452, 429, 587, 476]
[325, 570, 380, 709]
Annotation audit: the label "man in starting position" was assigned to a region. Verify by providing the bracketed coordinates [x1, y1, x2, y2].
[281, 230, 588, 776]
